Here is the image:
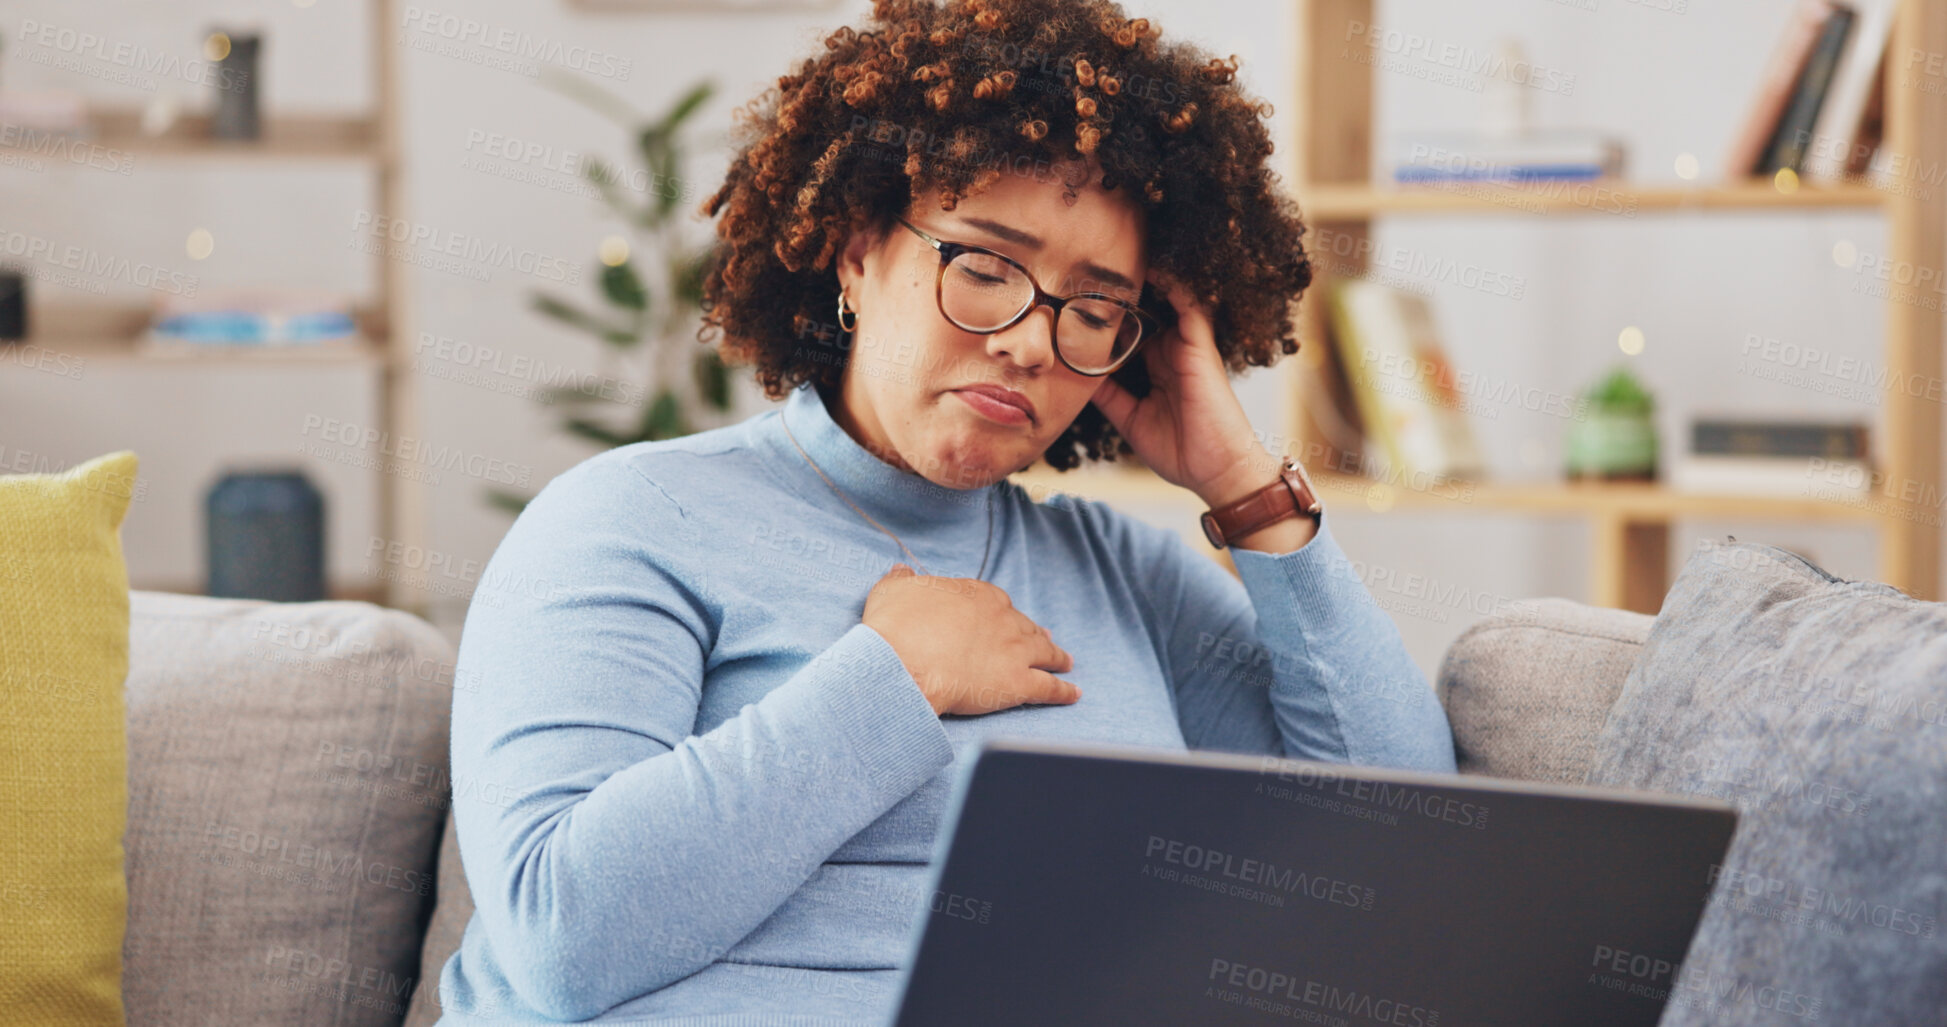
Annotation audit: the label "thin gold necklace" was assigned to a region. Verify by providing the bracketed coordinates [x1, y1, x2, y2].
[780, 399, 994, 581]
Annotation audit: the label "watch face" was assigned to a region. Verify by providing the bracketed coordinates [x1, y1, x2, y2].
[1283, 458, 1322, 516]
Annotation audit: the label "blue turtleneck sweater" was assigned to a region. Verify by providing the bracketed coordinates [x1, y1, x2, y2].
[436, 380, 1457, 1025]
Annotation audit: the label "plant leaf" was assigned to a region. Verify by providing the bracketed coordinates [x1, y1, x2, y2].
[538, 67, 640, 128]
[642, 389, 689, 441]
[601, 260, 649, 312]
[673, 246, 715, 308]
[653, 81, 714, 136]
[485, 488, 532, 516]
[533, 380, 628, 406]
[584, 155, 643, 222]
[532, 292, 624, 335]
[565, 417, 636, 447]
[693, 349, 731, 410]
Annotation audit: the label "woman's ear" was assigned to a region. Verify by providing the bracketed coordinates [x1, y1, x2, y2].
[835, 215, 885, 298]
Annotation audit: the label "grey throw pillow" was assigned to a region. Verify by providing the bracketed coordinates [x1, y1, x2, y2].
[1585, 539, 1946, 1026]
[123, 592, 455, 1026]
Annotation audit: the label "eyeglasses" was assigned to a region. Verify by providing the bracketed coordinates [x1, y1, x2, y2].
[893, 215, 1157, 377]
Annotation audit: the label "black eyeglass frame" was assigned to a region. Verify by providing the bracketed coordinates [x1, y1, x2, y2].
[892, 214, 1158, 378]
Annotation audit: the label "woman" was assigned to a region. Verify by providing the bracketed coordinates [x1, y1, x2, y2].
[438, 1, 1457, 1023]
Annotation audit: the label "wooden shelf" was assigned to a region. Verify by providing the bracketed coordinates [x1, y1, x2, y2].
[0, 107, 383, 165]
[1301, 179, 1889, 219]
[7, 302, 388, 366]
[1285, 0, 1947, 610]
[2, 0, 426, 613]
[1008, 464, 1886, 525]
[1308, 473, 1884, 523]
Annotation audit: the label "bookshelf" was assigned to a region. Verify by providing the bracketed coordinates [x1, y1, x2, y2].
[1010, 0, 1947, 613]
[0, 0, 426, 613]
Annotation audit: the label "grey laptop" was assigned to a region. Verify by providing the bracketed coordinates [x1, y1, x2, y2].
[887, 737, 1738, 1027]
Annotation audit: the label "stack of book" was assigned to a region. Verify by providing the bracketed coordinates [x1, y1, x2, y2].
[1668, 419, 1872, 497]
[1726, 0, 1898, 181]
[1390, 131, 1625, 184]
[1325, 280, 1485, 482]
[145, 291, 359, 350]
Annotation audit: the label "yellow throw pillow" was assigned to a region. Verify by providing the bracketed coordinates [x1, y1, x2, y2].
[0, 450, 139, 1025]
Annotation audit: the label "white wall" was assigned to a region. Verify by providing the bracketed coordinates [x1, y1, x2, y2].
[2, 0, 1935, 678]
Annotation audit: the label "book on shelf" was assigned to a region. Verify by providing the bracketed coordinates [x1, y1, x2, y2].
[1803, 0, 1899, 182]
[1667, 418, 1872, 496]
[1725, 0, 1840, 178]
[0, 90, 89, 137]
[1390, 131, 1625, 184]
[144, 291, 359, 349]
[1324, 280, 1485, 483]
[1691, 418, 1869, 459]
[1760, 4, 1857, 174]
[1850, 60, 1888, 178]
[1668, 454, 1872, 497]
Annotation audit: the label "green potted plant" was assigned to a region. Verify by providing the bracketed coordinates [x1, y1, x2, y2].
[1564, 365, 1657, 481]
[487, 73, 732, 515]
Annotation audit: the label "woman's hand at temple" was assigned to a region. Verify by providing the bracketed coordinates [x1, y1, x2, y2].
[863, 563, 1080, 716]
[1088, 269, 1281, 510]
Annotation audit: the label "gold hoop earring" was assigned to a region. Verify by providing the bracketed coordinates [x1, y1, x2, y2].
[836, 290, 858, 333]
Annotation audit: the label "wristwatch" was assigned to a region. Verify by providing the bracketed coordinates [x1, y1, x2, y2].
[1199, 455, 1323, 549]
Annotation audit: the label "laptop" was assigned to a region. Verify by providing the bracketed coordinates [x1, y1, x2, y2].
[887, 737, 1738, 1027]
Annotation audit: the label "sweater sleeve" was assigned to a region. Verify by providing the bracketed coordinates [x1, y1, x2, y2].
[1112, 505, 1456, 773]
[448, 453, 955, 1022]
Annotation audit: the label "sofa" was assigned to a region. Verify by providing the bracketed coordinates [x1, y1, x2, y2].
[110, 575, 1935, 1024]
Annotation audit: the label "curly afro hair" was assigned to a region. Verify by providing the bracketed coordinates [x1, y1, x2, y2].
[697, 0, 1312, 471]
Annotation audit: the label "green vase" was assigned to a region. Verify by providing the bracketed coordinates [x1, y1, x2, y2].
[1565, 411, 1657, 480]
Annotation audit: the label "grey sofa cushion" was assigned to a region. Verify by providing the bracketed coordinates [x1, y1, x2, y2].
[1586, 539, 1947, 1025]
[1437, 598, 1652, 783]
[123, 591, 456, 1026]
[403, 809, 473, 1027]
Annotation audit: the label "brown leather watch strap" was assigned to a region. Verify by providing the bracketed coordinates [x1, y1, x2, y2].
[1199, 456, 1323, 549]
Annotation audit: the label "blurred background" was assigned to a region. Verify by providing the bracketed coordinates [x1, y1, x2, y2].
[2, 0, 1939, 677]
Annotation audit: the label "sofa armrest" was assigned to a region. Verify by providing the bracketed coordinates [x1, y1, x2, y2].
[1437, 598, 1652, 784]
